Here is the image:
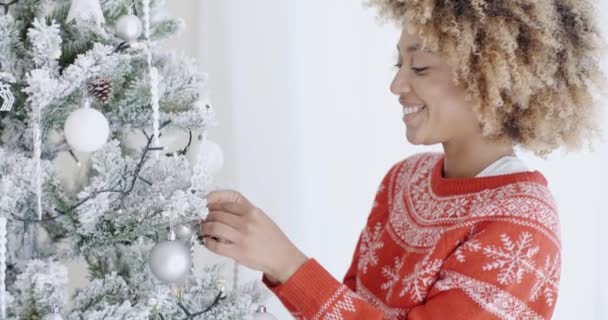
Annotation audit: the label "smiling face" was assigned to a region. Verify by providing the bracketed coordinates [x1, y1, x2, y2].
[391, 28, 483, 146]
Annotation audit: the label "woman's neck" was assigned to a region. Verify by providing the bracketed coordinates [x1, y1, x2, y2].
[441, 135, 515, 178]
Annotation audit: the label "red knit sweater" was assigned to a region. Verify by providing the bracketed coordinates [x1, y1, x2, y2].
[264, 153, 561, 319]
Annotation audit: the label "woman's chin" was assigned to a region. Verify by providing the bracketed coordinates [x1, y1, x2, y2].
[405, 128, 424, 145]
[405, 128, 437, 146]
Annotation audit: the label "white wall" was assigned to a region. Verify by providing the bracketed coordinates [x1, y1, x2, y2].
[182, 1, 608, 319]
[595, 3, 608, 319]
[195, 1, 410, 318]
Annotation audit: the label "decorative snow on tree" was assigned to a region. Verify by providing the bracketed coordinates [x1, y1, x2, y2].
[0, 0, 270, 319]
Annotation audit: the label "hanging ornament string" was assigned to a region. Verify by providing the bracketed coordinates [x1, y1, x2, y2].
[0, 216, 6, 319]
[189, 234, 196, 277]
[142, 0, 161, 159]
[32, 100, 43, 221]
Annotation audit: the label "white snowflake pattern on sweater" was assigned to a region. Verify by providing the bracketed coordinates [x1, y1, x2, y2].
[358, 222, 384, 274]
[530, 254, 560, 306]
[482, 232, 540, 285]
[399, 254, 444, 302]
[380, 255, 407, 301]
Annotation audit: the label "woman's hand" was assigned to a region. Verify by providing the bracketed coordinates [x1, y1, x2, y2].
[200, 190, 308, 284]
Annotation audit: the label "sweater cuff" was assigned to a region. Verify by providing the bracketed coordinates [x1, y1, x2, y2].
[262, 258, 343, 315]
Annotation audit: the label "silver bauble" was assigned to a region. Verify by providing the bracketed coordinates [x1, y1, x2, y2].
[174, 223, 195, 242]
[252, 306, 278, 320]
[149, 237, 191, 283]
[115, 14, 142, 42]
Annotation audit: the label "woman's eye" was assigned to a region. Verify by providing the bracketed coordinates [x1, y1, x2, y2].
[394, 63, 403, 69]
[411, 67, 430, 75]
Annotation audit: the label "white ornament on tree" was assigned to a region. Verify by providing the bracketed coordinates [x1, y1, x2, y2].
[253, 306, 278, 320]
[66, 0, 105, 26]
[149, 230, 191, 283]
[173, 223, 195, 243]
[186, 137, 224, 176]
[115, 14, 142, 43]
[32, 94, 44, 221]
[142, 0, 162, 157]
[64, 97, 110, 153]
[0, 78, 15, 112]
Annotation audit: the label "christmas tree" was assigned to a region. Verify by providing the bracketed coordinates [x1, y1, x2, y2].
[0, 0, 272, 319]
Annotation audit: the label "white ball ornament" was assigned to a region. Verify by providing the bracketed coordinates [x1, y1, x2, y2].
[173, 223, 195, 242]
[63, 99, 109, 153]
[253, 306, 278, 320]
[66, 0, 105, 26]
[149, 231, 192, 283]
[186, 137, 224, 176]
[115, 14, 143, 42]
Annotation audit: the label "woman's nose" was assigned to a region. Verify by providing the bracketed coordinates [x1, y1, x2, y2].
[390, 69, 412, 96]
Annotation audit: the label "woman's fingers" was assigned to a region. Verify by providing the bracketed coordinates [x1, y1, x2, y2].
[207, 201, 251, 216]
[206, 190, 252, 208]
[205, 210, 243, 230]
[200, 221, 242, 245]
[200, 219, 242, 260]
[204, 237, 239, 259]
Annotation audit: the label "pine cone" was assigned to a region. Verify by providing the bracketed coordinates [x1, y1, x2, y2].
[88, 77, 113, 104]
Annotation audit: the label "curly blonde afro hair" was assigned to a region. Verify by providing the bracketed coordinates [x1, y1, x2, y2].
[368, 0, 607, 155]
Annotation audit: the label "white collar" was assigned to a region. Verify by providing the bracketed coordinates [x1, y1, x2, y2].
[476, 155, 529, 177]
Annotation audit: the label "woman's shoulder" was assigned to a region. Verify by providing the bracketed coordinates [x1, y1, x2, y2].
[377, 152, 441, 192]
[385, 153, 560, 238]
[471, 180, 560, 236]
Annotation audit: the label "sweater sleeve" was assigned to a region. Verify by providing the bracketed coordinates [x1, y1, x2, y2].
[407, 221, 561, 320]
[344, 159, 401, 292]
[262, 215, 387, 319]
[264, 220, 560, 320]
[263, 259, 386, 319]
[262, 161, 403, 319]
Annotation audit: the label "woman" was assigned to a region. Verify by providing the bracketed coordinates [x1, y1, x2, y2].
[199, 0, 605, 319]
